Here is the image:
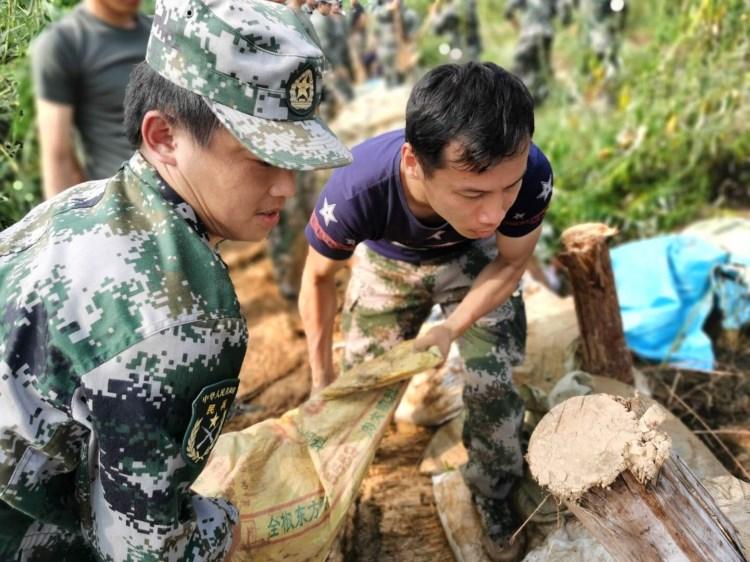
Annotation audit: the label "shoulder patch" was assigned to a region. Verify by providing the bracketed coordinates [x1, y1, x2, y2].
[182, 379, 238, 465]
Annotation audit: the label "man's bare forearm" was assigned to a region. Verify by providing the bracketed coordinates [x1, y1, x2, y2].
[42, 154, 85, 199]
[299, 268, 339, 390]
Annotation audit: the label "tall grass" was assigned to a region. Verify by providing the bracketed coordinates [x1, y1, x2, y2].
[531, 0, 749, 245]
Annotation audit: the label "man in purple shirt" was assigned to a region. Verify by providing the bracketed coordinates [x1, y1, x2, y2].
[300, 62, 553, 561]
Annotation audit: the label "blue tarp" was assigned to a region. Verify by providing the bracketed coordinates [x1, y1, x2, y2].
[611, 234, 733, 371]
[686, 218, 750, 332]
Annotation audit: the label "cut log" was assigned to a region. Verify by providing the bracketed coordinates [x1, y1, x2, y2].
[558, 223, 633, 384]
[527, 394, 747, 562]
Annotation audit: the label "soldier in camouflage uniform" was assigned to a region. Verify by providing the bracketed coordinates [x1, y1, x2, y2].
[0, 0, 351, 560]
[300, 63, 554, 560]
[432, 0, 482, 62]
[579, 0, 627, 81]
[311, 0, 354, 112]
[504, 0, 571, 104]
[265, 0, 325, 301]
[371, 0, 419, 87]
[267, 0, 351, 301]
[267, 170, 320, 300]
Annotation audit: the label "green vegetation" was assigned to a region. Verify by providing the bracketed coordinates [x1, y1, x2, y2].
[425, 0, 749, 248]
[1, 0, 748, 240]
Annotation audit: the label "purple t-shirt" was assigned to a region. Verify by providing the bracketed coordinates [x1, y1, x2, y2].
[305, 129, 553, 264]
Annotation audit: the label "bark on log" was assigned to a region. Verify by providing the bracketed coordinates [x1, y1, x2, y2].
[559, 223, 633, 384]
[569, 455, 746, 562]
[528, 394, 747, 562]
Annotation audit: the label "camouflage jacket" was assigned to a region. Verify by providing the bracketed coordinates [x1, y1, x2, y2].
[432, 0, 482, 55]
[0, 153, 247, 561]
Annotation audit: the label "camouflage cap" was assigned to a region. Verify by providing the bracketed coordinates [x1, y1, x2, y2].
[147, 0, 352, 170]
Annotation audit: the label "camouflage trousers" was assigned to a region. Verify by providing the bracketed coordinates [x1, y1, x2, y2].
[341, 241, 526, 537]
[268, 171, 318, 299]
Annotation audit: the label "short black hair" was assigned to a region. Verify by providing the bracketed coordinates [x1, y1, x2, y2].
[405, 62, 534, 177]
[124, 62, 221, 148]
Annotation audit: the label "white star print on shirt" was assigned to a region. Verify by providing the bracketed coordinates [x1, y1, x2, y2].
[319, 198, 338, 226]
[537, 175, 553, 200]
[513, 212, 526, 219]
[427, 230, 445, 241]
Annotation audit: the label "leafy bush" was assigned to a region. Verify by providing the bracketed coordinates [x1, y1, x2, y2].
[532, 0, 750, 245]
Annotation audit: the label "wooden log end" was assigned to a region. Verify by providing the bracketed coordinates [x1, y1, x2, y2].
[561, 223, 619, 253]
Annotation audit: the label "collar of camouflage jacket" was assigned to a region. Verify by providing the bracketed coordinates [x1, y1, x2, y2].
[125, 151, 212, 246]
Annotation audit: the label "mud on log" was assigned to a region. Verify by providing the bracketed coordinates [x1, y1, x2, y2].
[528, 394, 747, 562]
[559, 223, 634, 384]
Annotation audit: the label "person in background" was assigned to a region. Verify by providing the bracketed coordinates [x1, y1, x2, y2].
[370, 0, 420, 87]
[266, 0, 326, 302]
[31, 0, 151, 199]
[504, 0, 572, 105]
[579, 0, 628, 81]
[432, 0, 482, 63]
[348, 0, 373, 80]
[311, 0, 355, 107]
[331, 0, 355, 86]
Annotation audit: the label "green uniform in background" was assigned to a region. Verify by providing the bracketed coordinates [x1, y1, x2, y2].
[579, 0, 627, 80]
[504, 0, 569, 104]
[371, 0, 419, 86]
[311, 3, 354, 108]
[433, 0, 482, 62]
[268, 169, 319, 299]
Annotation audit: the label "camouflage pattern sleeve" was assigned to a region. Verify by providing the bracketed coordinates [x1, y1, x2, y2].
[77, 318, 246, 561]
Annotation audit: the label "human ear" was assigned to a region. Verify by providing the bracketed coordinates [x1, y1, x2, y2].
[140, 110, 178, 167]
[401, 142, 424, 181]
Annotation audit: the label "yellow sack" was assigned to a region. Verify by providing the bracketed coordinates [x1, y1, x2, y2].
[192, 342, 442, 561]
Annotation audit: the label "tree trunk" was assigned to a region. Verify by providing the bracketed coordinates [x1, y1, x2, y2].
[558, 223, 633, 384]
[568, 455, 746, 562]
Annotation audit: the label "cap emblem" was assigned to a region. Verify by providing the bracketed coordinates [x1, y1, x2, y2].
[288, 66, 316, 117]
